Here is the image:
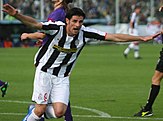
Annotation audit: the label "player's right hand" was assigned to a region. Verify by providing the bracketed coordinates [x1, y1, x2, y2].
[3, 4, 18, 16]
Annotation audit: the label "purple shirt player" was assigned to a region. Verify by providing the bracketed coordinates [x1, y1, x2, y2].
[47, 7, 66, 22]
[42, 7, 66, 45]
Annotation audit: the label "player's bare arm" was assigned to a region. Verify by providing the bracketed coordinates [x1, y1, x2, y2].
[105, 32, 161, 42]
[3, 4, 42, 29]
[21, 32, 46, 40]
[129, 21, 134, 29]
[159, 6, 163, 12]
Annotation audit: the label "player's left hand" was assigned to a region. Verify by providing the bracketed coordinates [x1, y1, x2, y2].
[36, 39, 43, 46]
[21, 33, 29, 40]
[142, 32, 161, 42]
[152, 32, 162, 39]
[3, 4, 18, 16]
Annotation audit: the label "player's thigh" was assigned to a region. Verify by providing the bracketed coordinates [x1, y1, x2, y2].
[50, 76, 70, 106]
[32, 69, 52, 104]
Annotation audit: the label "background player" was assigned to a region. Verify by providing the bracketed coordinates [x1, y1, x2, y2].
[134, 5, 163, 117]
[123, 5, 142, 59]
[0, 80, 9, 97]
[3, 3, 160, 121]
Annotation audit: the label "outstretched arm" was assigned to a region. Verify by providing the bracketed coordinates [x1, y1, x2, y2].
[3, 4, 42, 29]
[104, 32, 161, 42]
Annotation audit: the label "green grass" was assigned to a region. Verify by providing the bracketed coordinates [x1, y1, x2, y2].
[0, 44, 163, 121]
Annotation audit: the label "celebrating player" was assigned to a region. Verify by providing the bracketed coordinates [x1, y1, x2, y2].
[134, 5, 163, 117]
[3, 4, 160, 121]
[21, 0, 73, 121]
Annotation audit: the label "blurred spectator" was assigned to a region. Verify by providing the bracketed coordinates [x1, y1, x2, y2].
[43, 0, 53, 19]
[2, 0, 161, 23]
[97, 0, 114, 25]
[1, 0, 162, 48]
[155, 0, 163, 23]
[146, 18, 162, 44]
[3, 0, 163, 23]
[0, 36, 4, 47]
[4, 14, 16, 21]
[21, 0, 35, 17]
[21, 39, 30, 48]
[83, 0, 100, 19]
[3, 37, 12, 48]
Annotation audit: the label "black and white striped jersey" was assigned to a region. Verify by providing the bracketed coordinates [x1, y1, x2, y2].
[130, 12, 139, 29]
[34, 21, 106, 77]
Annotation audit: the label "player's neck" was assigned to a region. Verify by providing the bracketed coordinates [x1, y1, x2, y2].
[54, 2, 63, 10]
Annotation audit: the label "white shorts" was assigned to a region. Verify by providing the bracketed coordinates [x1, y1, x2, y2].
[32, 67, 70, 105]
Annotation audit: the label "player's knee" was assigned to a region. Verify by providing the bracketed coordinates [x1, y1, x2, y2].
[152, 75, 162, 85]
[35, 104, 47, 117]
[54, 109, 65, 118]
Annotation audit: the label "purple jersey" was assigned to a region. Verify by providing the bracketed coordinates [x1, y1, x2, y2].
[42, 7, 66, 45]
[47, 7, 66, 22]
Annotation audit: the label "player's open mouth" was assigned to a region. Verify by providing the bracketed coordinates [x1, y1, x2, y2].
[73, 28, 79, 30]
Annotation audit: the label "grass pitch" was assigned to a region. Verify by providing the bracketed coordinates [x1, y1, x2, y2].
[0, 44, 163, 121]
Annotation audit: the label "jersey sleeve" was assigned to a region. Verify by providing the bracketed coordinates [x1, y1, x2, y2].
[41, 21, 65, 35]
[130, 12, 136, 22]
[82, 26, 106, 42]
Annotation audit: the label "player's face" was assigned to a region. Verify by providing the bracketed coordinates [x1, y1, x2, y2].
[136, 8, 141, 14]
[66, 16, 84, 36]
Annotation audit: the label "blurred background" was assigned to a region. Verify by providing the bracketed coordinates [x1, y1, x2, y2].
[0, 0, 163, 47]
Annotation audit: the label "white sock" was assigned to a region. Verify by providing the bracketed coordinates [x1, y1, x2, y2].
[124, 47, 130, 54]
[134, 51, 139, 58]
[45, 104, 57, 119]
[27, 109, 41, 121]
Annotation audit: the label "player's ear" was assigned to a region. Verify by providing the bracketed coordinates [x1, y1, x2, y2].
[66, 18, 69, 25]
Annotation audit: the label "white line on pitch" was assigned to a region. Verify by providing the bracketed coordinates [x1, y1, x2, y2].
[0, 113, 163, 120]
[0, 100, 111, 117]
[1, 100, 163, 120]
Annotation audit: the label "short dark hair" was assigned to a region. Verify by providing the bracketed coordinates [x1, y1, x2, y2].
[64, 0, 73, 4]
[135, 5, 141, 10]
[65, 7, 85, 20]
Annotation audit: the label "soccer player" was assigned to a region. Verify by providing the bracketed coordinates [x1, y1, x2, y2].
[0, 80, 9, 97]
[21, 0, 73, 121]
[3, 4, 160, 121]
[123, 5, 142, 59]
[134, 5, 163, 117]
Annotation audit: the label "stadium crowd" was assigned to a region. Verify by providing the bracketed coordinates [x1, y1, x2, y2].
[0, 0, 163, 48]
[3, 0, 163, 23]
